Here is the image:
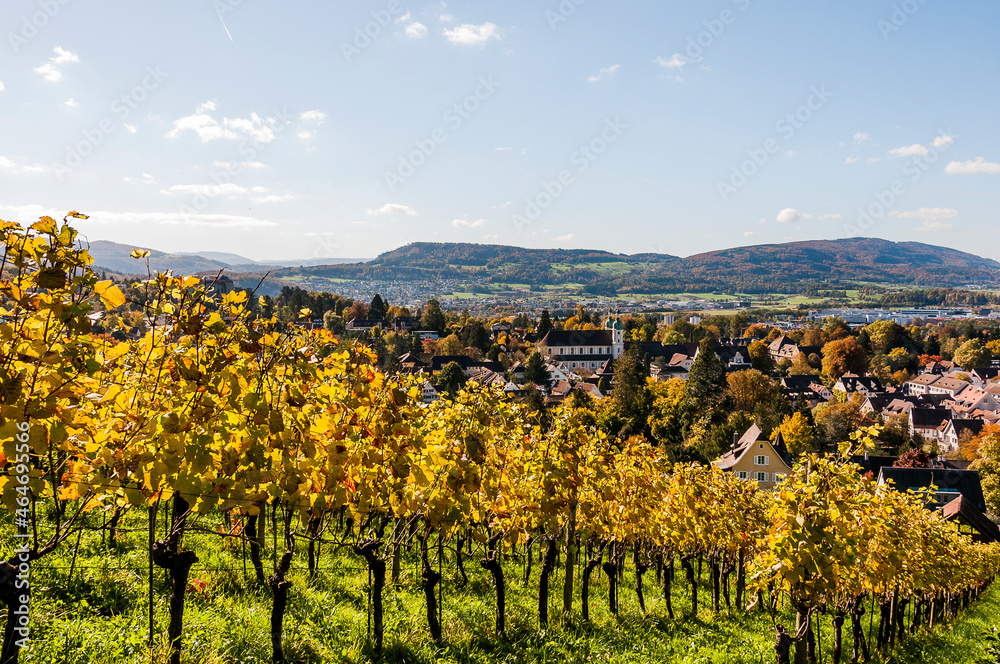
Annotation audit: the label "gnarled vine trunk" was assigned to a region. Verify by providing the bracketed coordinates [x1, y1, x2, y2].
[151, 495, 199, 664]
[538, 538, 558, 626]
[479, 533, 506, 637]
[353, 539, 386, 654]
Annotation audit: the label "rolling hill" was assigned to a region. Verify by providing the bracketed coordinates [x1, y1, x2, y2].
[83, 237, 1000, 297]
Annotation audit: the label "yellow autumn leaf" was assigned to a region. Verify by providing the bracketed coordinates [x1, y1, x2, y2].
[94, 280, 126, 309]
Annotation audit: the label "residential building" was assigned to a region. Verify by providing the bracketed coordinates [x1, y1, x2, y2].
[713, 424, 794, 491]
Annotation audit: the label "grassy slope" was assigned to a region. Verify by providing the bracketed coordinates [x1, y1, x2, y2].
[4, 510, 999, 664]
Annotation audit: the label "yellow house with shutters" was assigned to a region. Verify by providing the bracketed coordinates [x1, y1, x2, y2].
[713, 424, 794, 490]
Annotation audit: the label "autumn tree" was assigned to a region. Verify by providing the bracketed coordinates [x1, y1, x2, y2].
[748, 339, 776, 373]
[727, 369, 779, 413]
[953, 339, 991, 370]
[821, 338, 869, 379]
[775, 412, 819, 457]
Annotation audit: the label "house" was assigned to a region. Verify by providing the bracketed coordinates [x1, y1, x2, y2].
[716, 345, 753, 370]
[509, 361, 525, 380]
[575, 382, 605, 400]
[781, 376, 832, 409]
[539, 318, 625, 371]
[713, 424, 794, 491]
[878, 467, 988, 511]
[550, 380, 573, 398]
[833, 373, 884, 396]
[942, 495, 1000, 543]
[345, 318, 385, 332]
[941, 419, 986, 454]
[390, 316, 422, 332]
[905, 374, 943, 396]
[947, 387, 1000, 417]
[861, 394, 895, 415]
[768, 336, 801, 362]
[908, 407, 952, 442]
[421, 381, 439, 403]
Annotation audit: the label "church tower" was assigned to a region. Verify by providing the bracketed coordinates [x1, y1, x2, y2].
[606, 313, 625, 359]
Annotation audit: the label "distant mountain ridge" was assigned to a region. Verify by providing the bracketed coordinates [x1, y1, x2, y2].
[85, 237, 1000, 296]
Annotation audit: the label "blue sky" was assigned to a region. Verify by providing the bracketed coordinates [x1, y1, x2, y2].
[1, 0, 999, 263]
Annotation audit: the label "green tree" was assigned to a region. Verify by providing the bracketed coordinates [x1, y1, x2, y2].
[611, 346, 652, 438]
[536, 310, 553, 339]
[437, 333, 464, 356]
[368, 294, 388, 321]
[686, 339, 727, 403]
[748, 339, 775, 373]
[524, 351, 552, 388]
[435, 361, 468, 396]
[420, 299, 447, 333]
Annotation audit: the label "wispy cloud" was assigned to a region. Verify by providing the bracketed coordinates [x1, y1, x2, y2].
[33, 46, 79, 82]
[945, 157, 1000, 175]
[890, 207, 958, 222]
[916, 220, 954, 233]
[554, 233, 574, 242]
[166, 101, 278, 143]
[587, 64, 620, 83]
[889, 144, 928, 158]
[853, 132, 869, 145]
[444, 22, 501, 45]
[368, 203, 417, 216]
[252, 194, 294, 204]
[845, 155, 859, 164]
[452, 218, 485, 228]
[406, 22, 428, 39]
[160, 183, 248, 197]
[654, 54, 687, 70]
[300, 110, 327, 124]
[60, 98, 78, 110]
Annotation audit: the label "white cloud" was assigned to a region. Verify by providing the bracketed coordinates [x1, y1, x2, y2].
[160, 183, 248, 197]
[394, 11, 411, 24]
[251, 186, 268, 193]
[406, 22, 429, 39]
[439, 13, 455, 23]
[931, 134, 954, 148]
[213, 160, 266, 171]
[484, 234, 500, 241]
[889, 208, 958, 222]
[654, 54, 687, 69]
[587, 64, 620, 83]
[945, 157, 1000, 175]
[252, 194, 294, 204]
[300, 110, 327, 124]
[368, 203, 417, 216]
[0, 205, 277, 230]
[743, 231, 755, 237]
[124, 123, 137, 134]
[60, 98, 78, 110]
[889, 144, 929, 158]
[33, 47, 80, 83]
[444, 22, 501, 45]
[853, 132, 869, 145]
[141, 173, 158, 185]
[296, 129, 314, 140]
[0, 156, 48, 174]
[452, 218, 485, 228]
[554, 233, 574, 242]
[33, 63, 63, 83]
[51, 46, 79, 64]
[776, 208, 811, 224]
[166, 103, 279, 143]
[845, 155, 859, 164]
[0, 81, 5, 92]
[916, 220, 953, 233]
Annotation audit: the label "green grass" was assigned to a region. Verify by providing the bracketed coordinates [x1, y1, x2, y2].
[4, 510, 1000, 664]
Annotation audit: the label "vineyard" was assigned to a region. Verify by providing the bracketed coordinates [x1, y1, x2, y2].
[1, 215, 1000, 664]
